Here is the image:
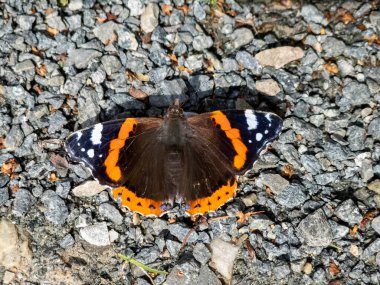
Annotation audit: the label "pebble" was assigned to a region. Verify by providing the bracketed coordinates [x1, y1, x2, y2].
[258, 173, 289, 194]
[371, 216, 380, 235]
[368, 118, 380, 141]
[79, 222, 110, 246]
[168, 223, 198, 243]
[117, 29, 138, 50]
[41, 190, 69, 225]
[72, 180, 108, 197]
[274, 184, 307, 209]
[334, 199, 363, 226]
[255, 47, 304, 69]
[188, 75, 214, 99]
[296, 209, 333, 247]
[141, 3, 159, 33]
[166, 240, 182, 257]
[66, 49, 102, 69]
[322, 37, 346, 58]
[0, 219, 32, 270]
[59, 234, 75, 249]
[301, 4, 325, 24]
[236, 51, 261, 75]
[5, 125, 24, 150]
[209, 239, 240, 283]
[135, 247, 160, 264]
[0, 188, 9, 205]
[193, 34, 213, 51]
[165, 260, 200, 285]
[198, 265, 222, 285]
[13, 189, 37, 215]
[368, 180, 380, 194]
[361, 238, 380, 260]
[99, 203, 123, 225]
[193, 1, 206, 21]
[255, 79, 281, 96]
[127, 0, 145, 16]
[229, 28, 254, 50]
[193, 243, 211, 265]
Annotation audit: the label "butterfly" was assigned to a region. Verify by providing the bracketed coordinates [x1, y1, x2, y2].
[66, 100, 283, 216]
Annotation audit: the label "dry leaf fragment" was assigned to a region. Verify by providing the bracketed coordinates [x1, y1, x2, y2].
[36, 64, 47, 77]
[349, 224, 358, 236]
[47, 27, 59, 37]
[162, 4, 173, 15]
[178, 5, 189, 15]
[129, 87, 148, 99]
[360, 210, 377, 228]
[282, 164, 294, 178]
[49, 172, 59, 182]
[45, 7, 55, 15]
[364, 34, 380, 45]
[95, 16, 107, 23]
[1, 158, 20, 177]
[245, 239, 255, 259]
[32, 85, 44, 94]
[104, 32, 117, 46]
[339, 11, 356, 24]
[329, 259, 340, 276]
[177, 66, 193, 74]
[106, 12, 118, 21]
[324, 62, 339, 74]
[0, 138, 5, 150]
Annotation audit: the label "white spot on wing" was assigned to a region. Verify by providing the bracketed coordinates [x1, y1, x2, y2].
[91, 124, 103, 145]
[265, 130, 269, 134]
[76, 131, 82, 140]
[248, 139, 252, 143]
[245, 110, 258, 130]
[265, 113, 272, 122]
[81, 148, 85, 152]
[77, 143, 80, 146]
[99, 154, 103, 158]
[256, 133, 263, 141]
[87, 149, 94, 158]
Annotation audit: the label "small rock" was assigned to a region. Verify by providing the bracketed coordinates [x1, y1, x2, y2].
[0, 219, 32, 270]
[193, 34, 213, 51]
[256, 79, 281, 96]
[347, 126, 366, 151]
[193, 243, 211, 265]
[79, 222, 110, 246]
[110, 93, 145, 110]
[41, 190, 69, 225]
[368, 118, 380, 141]
[166, 240, 182, 257]
[3, 271, 15, 284]
[259, 173, 289, 194]
[165, 260, 200, 285]
[193, 1, 206, 21]
[371, 216, 380, 235]
[117, 29, 138, 50]
[151, 218, 168, 235]
[199, 265, 222, 285]
[66, 49, 102, 69]
[301, 4, 325, 23]
[135, 247, 160, 264]
[296, 209, 333, 247]
[303, 262, 313, 275]
[127, 0, 145, 16]
[274, 184, 307, 209]
[335, 199, 362, 226]
[68, 0, 83, 10]
[229, 28, 254, 50]
[168, 223, 198, 243]
[93, 21, 120, 45]
[99, 203, 123, 225]
[13, 189, 36, 215]
[368, 180, 380, 194]
[59, 234, 75, 249]
[72, 180, 108, 197]
[0, 188, 9, 205]
[255, 46, 304, 69]
[5, 125, 24, 150]
[17, 15, 36, 30]
[361, 238, 380, 260]
[249, 214, 274, 231]
[209, 238, 240, 283]
[236, 51, 261, 75]
[141, 3, 159, 33]
[188, 75, 214, 99]
[322, 37, 346, 58]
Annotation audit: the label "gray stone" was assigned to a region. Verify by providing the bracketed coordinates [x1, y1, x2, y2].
[127, 0, 145, 16]
[236, 51, 261, 75]
[222, 58, 239, 72]
[259, 173, 289, 194]
[59, 234, 75, 248]
[315, 172, 339, 186]
[41, 190, 69, 225]
[339, 81, 371, 109]
[193, 243, 211, 265]
[166, 260, 200, 285]
[48, 111, 67, 134]
[0, 188, 9, 205]
[150, 79, 188, 107]
[329, 220, 349, 239]
[13, 189, 36, 215]
[93, 21, 120, 45]
[189, 75, 214, 99]
[46, 14, 66, 31]
[347, 126, 366, 151]
[193, 34, 213, 51]
[56, 181, 71, 199]
[110, 93, 145, 110]
[300, 155, 321, 174]
[361, 238, 380, 260]
[13, 60, 35, 74]
[229, 28, 254, 50]
[371, 216, 380, 235]
[77, 88, 101, 125]
[135, 247, 160, 264]
[151, 218, 168, 236]
[168, 223, 198, 243]
[140, 3, 159, 33]
[210, 239, 240, 283]
[296, 209, 333, 247]
[117, 29, 138, 50]
[337, 59, 354, 77]
[166, 240, 181, 257]
[0, 173, 9, 188]
[66, 14, 82, 30]
[17, 15, 36, 31]
[5, 125, 24, 150]
[198, 265, 222, 285]
[275, 184, 307, 209]
[101, 55, 122, 75]
[249, 215, 274, 231]
[255, 47, 304, 69]
[149, 49, 171, 66]
[193, 1, 206, 21]
[66, 49, 102, 69]
[68, 0, 83, 10]
[301, 5, 325, 23]
[99, 203, 123, 225]
[368, 118, 380, 141]
[322, 37, 346, 58]
[334, 199, 362, 226]
[80, 222, 110, 246]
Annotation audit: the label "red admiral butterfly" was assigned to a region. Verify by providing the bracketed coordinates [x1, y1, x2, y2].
[66, 100, 282, 216]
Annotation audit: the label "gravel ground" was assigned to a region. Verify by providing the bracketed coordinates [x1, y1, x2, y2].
[0, 0, 380, 284]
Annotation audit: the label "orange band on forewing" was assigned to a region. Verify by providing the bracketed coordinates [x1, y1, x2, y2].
[104, 118, 138, 182]
[112, 187, 164, 216]
[186, 179, 238, 215]
[210, 111, 247, 170]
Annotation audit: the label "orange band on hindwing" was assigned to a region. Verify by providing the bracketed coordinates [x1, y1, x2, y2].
[210, 111, 248, 170]
[186, 178, 238, 215]
[112, 187, 164, 216]
[104, 118, 138, 182]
